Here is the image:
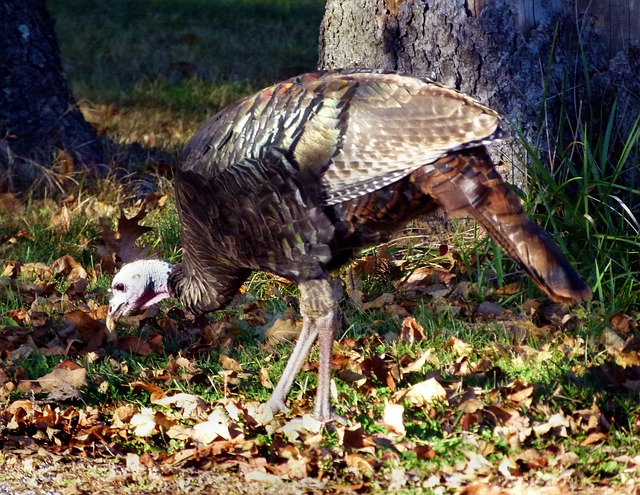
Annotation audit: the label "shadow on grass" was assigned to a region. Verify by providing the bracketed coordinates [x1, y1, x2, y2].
[45, 0, 325, 181]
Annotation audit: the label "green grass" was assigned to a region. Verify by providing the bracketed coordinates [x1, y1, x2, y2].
[518, 108, 640, 313]
[1, 1, 639, 492]
[50, 0, 323, 98]
[509, 29, 640, 313]
[48, 0, 325, 153]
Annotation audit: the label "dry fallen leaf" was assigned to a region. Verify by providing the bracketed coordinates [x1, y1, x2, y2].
[2, 260, 20, 278]
[337, 369, 367, 387]
[460, 484, 508, 495]
[445, 336, 473, 357]
[383, 401, 406, 435]
[20, 262, 52, 281]
[505, 380, 534, 406]
[53, 148, 75, 175]
[362, 292, 394, 311]
[393, 378, 447, 408]
[580, 432, 608, 446]
[388, 467, 408, 490]
[219, 354, 243, 372]
[0, 192, 24, 214]
[400, 349, 439, 374]
[50, 205, 72, 234]
[100, 209, 153, 264]
[465, 452, 493, 476]
[361, 356, 397, 391]
[35, 366, 87, 392]
[413, 444, 437, 460]
[130, 407, 158, 437]
[279, 414, 322, 443]
[265, 317, 302, 345]
[345, 453, 375, 472]
[259, 367, 274, 389]
[112, 404, 137, 428]
[115, 336, 155, 356]
[462, 482, 571, 495]
[602, 327, 626, 351]
[400, 316, 426, 344]
[192, 407, 232, 443]
[152, 393, 208, 420]
[475, 301, 507, 319]
[82, 197, 117, 218]
[351, 255, 378, 276]
[51, 255, 88, 283]
[139, 192, 169, 213]
[126, 453, 146, 474]
[532, 412, 569, 438]
[63, 309, 106, 350]
[394, 266, 456, 292]
[495, 281, 523, 297]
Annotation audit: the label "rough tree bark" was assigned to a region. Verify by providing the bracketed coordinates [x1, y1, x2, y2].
[0, 0, 104, 192]
[319, 0, 640, 188]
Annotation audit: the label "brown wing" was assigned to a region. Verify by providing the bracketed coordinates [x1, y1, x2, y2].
[314, 71, 504, 204]
[179, 69, 505, 205]
[413, 148, 592, 304]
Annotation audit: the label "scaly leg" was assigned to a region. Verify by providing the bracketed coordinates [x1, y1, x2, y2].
[266, 316, 318, 414]
[313, 309, 338, 422]
[266, 278, 339, 420]
[297, 278, 339, 421]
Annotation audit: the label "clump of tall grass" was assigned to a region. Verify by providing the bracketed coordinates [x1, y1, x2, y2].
[510, 25, 640, 314]
[521, 107, 639, 313]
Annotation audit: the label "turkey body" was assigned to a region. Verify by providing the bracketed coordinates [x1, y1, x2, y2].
[168, 69, 590, 420]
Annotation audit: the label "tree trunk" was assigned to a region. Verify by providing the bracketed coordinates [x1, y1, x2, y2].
[319, 0, 640, 188]
[0, 0, 105, 193]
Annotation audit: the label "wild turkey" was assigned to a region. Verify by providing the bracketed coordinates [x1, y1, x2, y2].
[107, 69, 591, 422]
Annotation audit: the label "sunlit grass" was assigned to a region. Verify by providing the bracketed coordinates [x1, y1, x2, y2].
[48, 0, 325, 154]
[1, 2, 639, 491]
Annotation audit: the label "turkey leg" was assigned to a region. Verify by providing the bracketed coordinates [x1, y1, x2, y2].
[313, 308, 338, 421]
[267, 318, 318, 414]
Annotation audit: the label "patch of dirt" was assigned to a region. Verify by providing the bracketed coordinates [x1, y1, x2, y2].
[1, 452, 639, 495]
[0, 452, 327, 495]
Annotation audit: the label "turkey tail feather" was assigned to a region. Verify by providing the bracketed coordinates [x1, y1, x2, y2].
[414, 148, 592, 304]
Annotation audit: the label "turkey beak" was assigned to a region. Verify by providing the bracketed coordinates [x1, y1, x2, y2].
[105, 302, 124, 341]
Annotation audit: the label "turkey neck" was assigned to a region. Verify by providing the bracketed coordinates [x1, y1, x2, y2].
[167, 263, 249, 315]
